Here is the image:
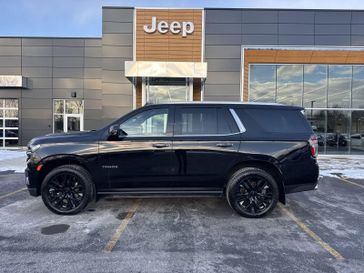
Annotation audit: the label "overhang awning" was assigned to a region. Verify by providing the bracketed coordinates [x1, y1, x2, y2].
[125, 61, 207, 78]
[0, 75, 29, 88]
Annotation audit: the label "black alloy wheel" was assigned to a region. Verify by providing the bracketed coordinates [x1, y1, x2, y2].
[41, 165, 93, 215]
[226, 167, 279, 218]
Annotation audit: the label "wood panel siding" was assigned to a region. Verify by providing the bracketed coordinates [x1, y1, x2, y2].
[243, 49, 364, 101]
[135, 78, 142, 108]
[193, 79, 202, 101]
[136, 9, 202, 62]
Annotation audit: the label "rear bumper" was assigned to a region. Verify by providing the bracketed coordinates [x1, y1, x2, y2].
[285, 181, 318, 194]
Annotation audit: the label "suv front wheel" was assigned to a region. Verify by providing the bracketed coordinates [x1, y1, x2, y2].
[41, 165, 94, 215]
[226, 167, 279, 218]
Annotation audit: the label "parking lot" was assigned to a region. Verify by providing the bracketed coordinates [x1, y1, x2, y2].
[0, 172, 363, 273]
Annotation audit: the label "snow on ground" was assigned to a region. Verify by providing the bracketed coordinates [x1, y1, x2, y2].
[0, 149, 363, 179]
[0, 149, 26, 173]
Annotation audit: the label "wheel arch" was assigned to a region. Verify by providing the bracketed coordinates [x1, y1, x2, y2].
[36, 155, 96, 199]
[226, 160, 286, 204]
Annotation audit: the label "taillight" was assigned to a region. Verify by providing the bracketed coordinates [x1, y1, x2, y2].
[309, 134, 318, 157]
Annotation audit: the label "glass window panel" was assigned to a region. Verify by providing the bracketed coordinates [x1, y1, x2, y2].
[5, 139, 19, 147]
[0, 100, 3, 107]
[54, 100, 64, 114]
[175, 107, 218, 135]
[5, 129, 18, 138]
[351, 111, 364, 154]
[5, 119, 18, 127]
[276, 65, 303, 106]
[0, 110, 3, 118]
[326, 110, 350, 154]
[352, 66, 364, 108]
[54, 115, 64, 133]
[5, 99, 18, 108]
[303, 65, 327, 108]
[305, 110, 326, 153]
[0, 130, 3, 137]
[328, 65, 351, 108]
[120, 108, 169, 136]
[66, 100, 83, 114]
[249, 65, 276, 103]
[67, 116, 81, 132]
[5, 109, 18, 118]
[147, 78, 189, 104]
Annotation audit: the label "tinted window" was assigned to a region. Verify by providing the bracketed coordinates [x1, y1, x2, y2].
[174, 107, 239, 135]
[120, 108, 169, 136]
[234, 108, 311, 135]
[175, 107, 217, 135]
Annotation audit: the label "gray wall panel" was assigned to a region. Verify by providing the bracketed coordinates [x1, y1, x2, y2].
[242, 10, 278, 23]
[351, 25, 364, 35]
[0, 56, 21, 67]
[315, 11, 351, 24]
[22, 38, 52, 46]
[85, 47, 102, 57]
[206, 24, 242, 35]
[205, 10, 242, 23]
[207, 59, 241, 72]
[242, 24, 278, 35]
[22, 46, 52, 56]
[102, 57, 129, 70]
[53, 46, 84, 57]
[242, 35, 278, 45]
[102, 34, 133, 46]
[102, 46, 133, 58]
[205, 46, 241, 58]
[278, 11, 315, 23]
[102, 83, 132, 95]
[52, 39, 84, 46]
[278, 24, 314, 35]
[29, 78, 52, 89]
[84, 79, 102, 90]
[22, 67, 53, 77]
[0, 46, 21, 56]
[53, 67, 84, 78]
[84, 57, 102, 68]
[53, 57, 84, 67]
[22, 56, 52, 67]
[53, 88, 83, 98]
[205, 72, 240, 85]
[84, 68, 102, 79]
[22, 98, 52, 109]
[103, 8, 134, 22]
[53, 78, 83, 89]
[279, 35, 315, 45]
[85, 39, 102, 47]
[21, 89, 52, 99]
[102, 94, 133, 107]
[84, 89, 102, 99]
[102, 22, 133, 34]
[315, 35, 351, 46]
[205, 35, 242, 45]
[0, 67, 21, 74]
[352, 11, 364, 24]
[315, 24, 351, 35]
[103, 70, 130, 84]
[351, 36, 364, 46]
[0, 38, 21, 46]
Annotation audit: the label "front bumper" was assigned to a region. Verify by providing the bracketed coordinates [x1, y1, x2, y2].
[25, 167, 40, 197]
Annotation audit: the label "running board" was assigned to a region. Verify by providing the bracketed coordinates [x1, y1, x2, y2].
[97, 189, 223, 198]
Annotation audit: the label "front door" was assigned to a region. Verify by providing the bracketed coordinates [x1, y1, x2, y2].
[99, 106, 177, 190]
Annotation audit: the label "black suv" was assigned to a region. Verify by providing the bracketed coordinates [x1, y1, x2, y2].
[25, 102, 319, 218]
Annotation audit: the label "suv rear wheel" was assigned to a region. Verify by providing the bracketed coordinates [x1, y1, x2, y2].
[226, 167, 279, 218]
[41, 165, 94, 215]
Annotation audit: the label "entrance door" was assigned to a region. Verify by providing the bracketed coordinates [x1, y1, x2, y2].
[143, 77, 193, 105]
[53, 99, 84, 133]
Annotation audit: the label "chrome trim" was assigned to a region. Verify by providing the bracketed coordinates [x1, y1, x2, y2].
[229, 108, 246, 133]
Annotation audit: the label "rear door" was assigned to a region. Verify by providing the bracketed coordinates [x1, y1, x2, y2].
[172, 105, 242, 188]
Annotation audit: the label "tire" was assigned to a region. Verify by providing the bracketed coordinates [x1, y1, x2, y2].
[226, 167, 279, 218]
[41, 165, 94, 215]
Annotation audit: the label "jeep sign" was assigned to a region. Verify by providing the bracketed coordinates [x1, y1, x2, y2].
[143, 16, 194, 37]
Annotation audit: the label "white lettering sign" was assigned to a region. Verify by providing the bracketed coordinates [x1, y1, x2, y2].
[143, 16, 194, 37]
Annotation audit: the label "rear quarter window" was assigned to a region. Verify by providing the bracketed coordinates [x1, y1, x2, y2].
[234, 108, 312, 140]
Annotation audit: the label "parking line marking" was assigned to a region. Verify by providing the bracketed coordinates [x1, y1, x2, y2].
[103, 199, 141, 253]
[334, 176, 364, 189]
[0, 187, 26, 200]
[278, 203, 344, 261]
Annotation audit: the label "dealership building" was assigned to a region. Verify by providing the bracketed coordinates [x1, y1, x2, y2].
[0, 7, 364, 154]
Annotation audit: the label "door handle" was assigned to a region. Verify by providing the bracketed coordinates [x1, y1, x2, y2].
[216, 143, 233, 148]
[152, 143, 170, 148]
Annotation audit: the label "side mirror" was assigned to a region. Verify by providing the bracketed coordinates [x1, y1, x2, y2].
[108, 125, 127, 140]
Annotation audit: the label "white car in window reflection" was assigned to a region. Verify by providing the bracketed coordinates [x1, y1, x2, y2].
[351, 134, 364, 150]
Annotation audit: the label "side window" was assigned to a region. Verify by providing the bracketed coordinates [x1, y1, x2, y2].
[175, 107, 218, 135]
[218, 108, 239, 134]
[120, 108, 169, 136]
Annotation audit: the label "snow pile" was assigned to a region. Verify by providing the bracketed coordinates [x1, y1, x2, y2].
[0, 150, 27, 173]
[318, 156, 364, 179]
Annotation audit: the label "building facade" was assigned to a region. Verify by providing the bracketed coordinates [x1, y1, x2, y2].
[0, 7, 364, 154]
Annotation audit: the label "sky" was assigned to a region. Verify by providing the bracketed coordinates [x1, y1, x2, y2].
[1, 0, 364, 37]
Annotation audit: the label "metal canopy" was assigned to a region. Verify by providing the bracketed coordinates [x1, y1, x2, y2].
[0, 75, 29, 88]
[125, 61, 207, 78]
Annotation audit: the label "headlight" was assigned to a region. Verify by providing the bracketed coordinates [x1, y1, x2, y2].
[29, 144, 41, 153]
